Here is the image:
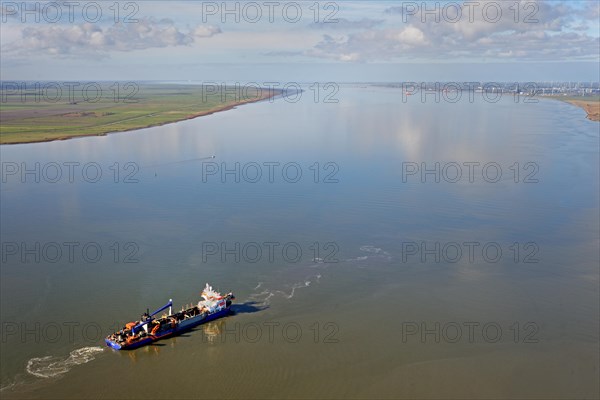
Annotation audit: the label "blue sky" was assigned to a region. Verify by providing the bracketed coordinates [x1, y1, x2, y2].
[1, 0, 599, 81]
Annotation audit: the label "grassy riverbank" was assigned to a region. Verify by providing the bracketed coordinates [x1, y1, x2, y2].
[0, 83, 280, 144]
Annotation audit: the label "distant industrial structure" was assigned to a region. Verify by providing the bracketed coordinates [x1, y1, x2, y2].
[376, 82, 600, 97]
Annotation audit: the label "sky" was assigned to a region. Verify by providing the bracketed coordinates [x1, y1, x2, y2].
[1, 0, 599, 82]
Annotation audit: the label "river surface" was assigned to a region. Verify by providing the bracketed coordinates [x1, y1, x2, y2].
[1, 86, 598, 399]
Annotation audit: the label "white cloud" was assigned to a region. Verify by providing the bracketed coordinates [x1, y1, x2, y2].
[307, 0, 599, 62]
[1, 0, 598, 78]
[393, 26, 427, 46]
[192, 25, 221, 38]
[2, 18, 221, 58]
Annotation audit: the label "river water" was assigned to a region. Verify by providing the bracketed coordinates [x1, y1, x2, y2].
[1, 86, 598, 398]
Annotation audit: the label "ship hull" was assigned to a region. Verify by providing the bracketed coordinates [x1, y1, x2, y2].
[105, 306, 231, 350]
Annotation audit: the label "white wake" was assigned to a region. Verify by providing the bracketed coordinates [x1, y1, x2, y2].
[26, 347, 104, 379]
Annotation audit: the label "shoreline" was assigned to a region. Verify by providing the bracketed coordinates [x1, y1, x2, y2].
[541, 96, 600, 122]
[564, 99, 600, 122]
[1, 89, 281, 145]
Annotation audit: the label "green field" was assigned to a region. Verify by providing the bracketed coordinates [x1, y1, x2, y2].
[0, 83, 277, 144]
[542, 94, 600, 102]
